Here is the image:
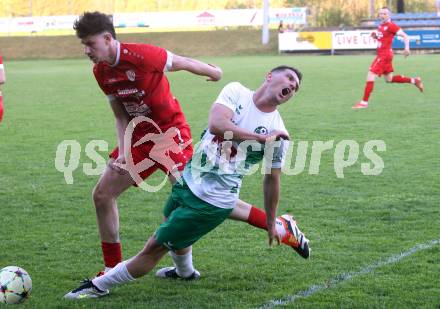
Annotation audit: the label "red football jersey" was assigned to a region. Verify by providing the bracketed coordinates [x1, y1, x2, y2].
[376, 20, 400, 56]
[0, 54, 3, 67]
[93, 42, 190, 137]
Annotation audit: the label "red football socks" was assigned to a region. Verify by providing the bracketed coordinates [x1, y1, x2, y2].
[247, 206, 267, 230]
[362, 81, 375, 102]
[0, 96, 3, 122]
[391, 75, 412, 83]
[101, 242, 122, 268]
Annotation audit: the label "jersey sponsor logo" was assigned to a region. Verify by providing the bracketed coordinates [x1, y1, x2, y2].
[122, 101, 152, 117]
[117, 88, 139, 96]
[254, 126, 268, 135]
[126, 70, 136, 81]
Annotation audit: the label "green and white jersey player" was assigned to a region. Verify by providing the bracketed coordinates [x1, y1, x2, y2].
[184, 80, 288, 210]
[64, 65, 309, 299]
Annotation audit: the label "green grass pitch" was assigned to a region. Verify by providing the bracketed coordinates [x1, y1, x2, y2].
[0, 54, 439, 308]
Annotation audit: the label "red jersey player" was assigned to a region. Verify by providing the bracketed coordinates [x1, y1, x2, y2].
[73, 12, 308, 281]
[0, 54, 5, 122]
[353, 7, 424, 109]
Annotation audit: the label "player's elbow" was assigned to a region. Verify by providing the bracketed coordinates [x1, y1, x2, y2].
[208, 104, 234, 137]
[208, 114, 229, 136]
[208, 121, 223, 136]
[401, 33, 409, 42]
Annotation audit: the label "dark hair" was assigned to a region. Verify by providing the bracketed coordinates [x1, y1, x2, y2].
[271, 65, 303, 85]
[73, 11, 116, 39]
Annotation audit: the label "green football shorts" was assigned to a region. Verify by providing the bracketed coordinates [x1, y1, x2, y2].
[154, 179, 233, 251]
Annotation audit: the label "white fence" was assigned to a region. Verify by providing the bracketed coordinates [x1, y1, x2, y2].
[0, 8, 307, 34]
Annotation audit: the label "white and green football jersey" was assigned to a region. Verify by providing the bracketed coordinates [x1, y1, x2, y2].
[183, 82, 287, 209]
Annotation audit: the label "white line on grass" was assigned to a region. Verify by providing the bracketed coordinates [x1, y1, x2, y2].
[258, 238, 440, 309]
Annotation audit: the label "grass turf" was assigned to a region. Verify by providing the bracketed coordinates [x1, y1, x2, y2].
[0, 54, 439, 308]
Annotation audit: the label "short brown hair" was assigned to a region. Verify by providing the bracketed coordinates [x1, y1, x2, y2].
[271, 65, 303, 88]
[74, 11, 116, 39]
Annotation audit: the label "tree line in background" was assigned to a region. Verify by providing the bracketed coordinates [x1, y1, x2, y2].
[0, 0, 436, 26]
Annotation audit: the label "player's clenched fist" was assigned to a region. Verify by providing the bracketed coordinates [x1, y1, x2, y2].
[110, 155, 127, 174]
[207, 64, 223, 82]
[261, 130, 290, 144]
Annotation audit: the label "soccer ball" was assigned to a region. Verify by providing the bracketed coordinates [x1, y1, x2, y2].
[0, 266, 32, 304]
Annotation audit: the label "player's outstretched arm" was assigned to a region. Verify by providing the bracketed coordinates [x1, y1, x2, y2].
[169, 54, 222, 81]
[397, 29, 410, 57]
[263, 168, 281, 246]
[209, 104, 290, 143]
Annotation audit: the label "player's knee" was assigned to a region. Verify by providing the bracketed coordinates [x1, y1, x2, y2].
[92, 185, 112, 207]
[141, 237, 167, 259]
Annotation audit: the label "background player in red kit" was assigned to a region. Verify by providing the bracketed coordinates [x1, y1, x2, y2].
[73, 12, 308, 280]
[0, 54, 5, 122]
[353, 7, 424, 109]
